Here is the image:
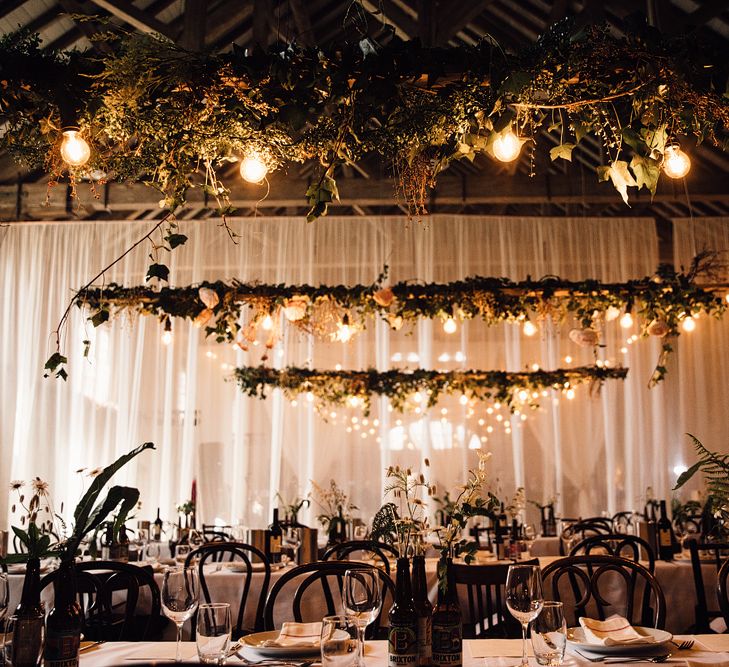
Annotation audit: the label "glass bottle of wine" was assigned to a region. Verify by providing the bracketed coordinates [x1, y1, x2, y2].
[388, 558, 418, 667]
[44, 560, 83, 667]
[411, 555, 433, 666]
[657, 500, 674, 561]
[152, 507, 163, 541]
[431, 557, 462, 667]
[266, 508, 283, 564]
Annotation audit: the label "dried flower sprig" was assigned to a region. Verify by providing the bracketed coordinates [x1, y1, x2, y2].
[310, 479, 357, 531]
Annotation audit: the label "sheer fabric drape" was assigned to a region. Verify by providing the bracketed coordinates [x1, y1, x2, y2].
[1, 215, 723, 531]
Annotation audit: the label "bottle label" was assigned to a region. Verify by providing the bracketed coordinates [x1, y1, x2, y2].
[388, 623, 417, 666]
[44, 628, 81, 667]
[432, 622, 462, 666]
[269, 536, 281, 553]
[416, 616, 432, 664]
[659, 529, 672, 547]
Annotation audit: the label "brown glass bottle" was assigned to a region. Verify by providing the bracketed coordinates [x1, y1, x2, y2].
[431, 557, 462, 667]
[11, 558, 45, 667]
[657, 500, 674, 561]
[411, 555, 433, 666]
[44, 560, 83, 667]
[388, 557, 418, 667]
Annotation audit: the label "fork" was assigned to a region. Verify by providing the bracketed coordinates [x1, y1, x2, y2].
[671, 638, 694, 650]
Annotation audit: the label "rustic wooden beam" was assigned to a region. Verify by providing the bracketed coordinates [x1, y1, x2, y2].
[417, 0, 437, 46]
[0, 0, 27, 21]
[3, 171, 728, 221]
[57, 0, 114, 54]
[87, 0, 174, 38]
[687, 0, 729, 26]
[288, 0, 315, 45]
[180, 0, 207, 50]
[438, 0, 495, 43]
[252, 0, 272, 47]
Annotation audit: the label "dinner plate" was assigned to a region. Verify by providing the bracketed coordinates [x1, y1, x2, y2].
[240, 629, 348, 658]
[567, 626, 673, 655]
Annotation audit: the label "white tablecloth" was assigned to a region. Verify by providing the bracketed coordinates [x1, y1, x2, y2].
[6, 553, 723, 635]
[76, 635, 729, 666]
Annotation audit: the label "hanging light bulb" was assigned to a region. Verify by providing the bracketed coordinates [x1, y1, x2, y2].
[492, 128, 524, 162]
[239, 153, 269, 183]
[336, 314, 354, 343]
[261, 314, 274, 330]
[161, 318, 173, 345]
[662, 144, 691, 179]
[522, 320, 537, 336]
[443, 317, 458, 334]
[620, 312, 634, 329]
[681, 315, 697, 332]
[60, 129, 91, 167]
[565, 388, 576, 400]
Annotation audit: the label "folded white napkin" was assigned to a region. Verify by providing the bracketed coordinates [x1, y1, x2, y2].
[579, 615, 656, 646]
[262, 622, 323, 647]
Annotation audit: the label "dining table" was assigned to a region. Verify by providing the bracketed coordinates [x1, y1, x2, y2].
[76, 634, 729, 666]
[5, 551, 726, 636]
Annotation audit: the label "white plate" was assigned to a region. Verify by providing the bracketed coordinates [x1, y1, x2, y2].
[567, 626, 673, 655]
[240, 630, 322, 657]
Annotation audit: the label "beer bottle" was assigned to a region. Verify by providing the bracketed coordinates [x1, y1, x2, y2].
[411, 555, 433, 666]
[432, 557, 462, 667]
[388, 557, 418, 667]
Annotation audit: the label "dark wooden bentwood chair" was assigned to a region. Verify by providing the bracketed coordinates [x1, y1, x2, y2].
[322, 540, 399, 574]
[560, 519, 613, 555]
[688, 540, 729, 633]
[263, 561, 394, 639]
[716, 556, 729, 630]
[569, 534, 656, 573]
[541, 555, 666, 629]
[451, 558, 540, 638]
[40, 560, 165, 641]
[185, 541, 270, 636]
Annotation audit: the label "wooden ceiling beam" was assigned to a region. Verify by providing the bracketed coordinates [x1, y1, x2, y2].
[438, 0, 496, 43]
[288, 0, 315, 45]
[253, 0, 273, 46]
[180, 0, 207, 50]
[87, 0, 175, 39]
[687, 0, 729, 26]
[57, 0, 114, 54]
[0, 0, 27, 21]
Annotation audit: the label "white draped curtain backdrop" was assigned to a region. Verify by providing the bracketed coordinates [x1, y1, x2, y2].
[1, 215, 727, 533]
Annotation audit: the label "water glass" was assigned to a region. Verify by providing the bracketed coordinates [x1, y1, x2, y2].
[320, 615, 358, 667]
[531, 601, 567, 666]
[196, 603, 232, 664]
[144, 542, 162, 563]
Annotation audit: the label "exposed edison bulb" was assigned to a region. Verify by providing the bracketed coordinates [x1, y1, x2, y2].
[239, 153, 269, 183]
[443, 317, 458, 334]
[518, 389, 529, 402]
[261, 314, 274, 330]
[681, 316, 696, 332]
[523, 320, 537, 336]
[336, 314, 354, 343]
[663, 144, 691, 179]
[60, 129, 91, 167]
[492, 129, 523, 162]
[565, 388, 576, 400]
[459, 394, 469, 406]
[161, 319, 173, 345]
[620, 312, 634, 329]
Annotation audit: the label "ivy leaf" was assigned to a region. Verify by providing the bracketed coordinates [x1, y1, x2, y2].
[573, 122, 589, 143]
[44, 352, 68, 380]
[499, 71, 531, 95]
[602, 160, 638, 206]
[641, 125, 668, 155]
[90, 309, 109, 327]
[305, 175, 339, 222]
[597, 166, 611, 182]
[549, 143, 575, 162]
[630, 154, 661, 197]
[165, 233, 188, 250]
[146, 263, 170, 282]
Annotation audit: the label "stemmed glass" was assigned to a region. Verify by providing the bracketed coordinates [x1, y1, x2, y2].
[343, 569, 381, 667]
[0, 572, 8, 621]
[506, 564, 544, 667]
[282, 527, 302, 565]
[161, 567, 200, 663]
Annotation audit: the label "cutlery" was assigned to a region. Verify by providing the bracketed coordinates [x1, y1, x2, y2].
[234, 654, 315, 667]
[575, 649, 673, 663]
[79, 641, 106, 653]
[671, 639, 694, 650]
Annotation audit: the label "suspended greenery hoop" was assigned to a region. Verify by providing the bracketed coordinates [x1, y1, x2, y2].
[232, 364, 629, 416]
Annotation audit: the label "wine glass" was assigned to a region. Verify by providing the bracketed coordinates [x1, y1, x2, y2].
[343, 569, 381, 667]
[0, 573, 8, 621]
[282, 527, 302, 565]
[161, 567, 200, 663]
[506, 564, 544, 667]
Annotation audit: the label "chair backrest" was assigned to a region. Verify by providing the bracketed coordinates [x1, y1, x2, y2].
[612, 512, 640, 534]
[688, 540, 729, 633]
[541, 555, 666, 629]
[263, 561, 394, 639]
[716, 556, 729, 629]
[322, 540, 399, 574]
[560, 519, 613, 555]
[40, 560, 164, 641]
[569, 534, 656, 573]
[185, 541, 270, 636]
[201, 525, 234, 542]
[451, 558, 540, 639]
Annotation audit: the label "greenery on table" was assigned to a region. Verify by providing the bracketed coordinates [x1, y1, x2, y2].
[1, 442, 155, 565]
[1, 16, 727, 219]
